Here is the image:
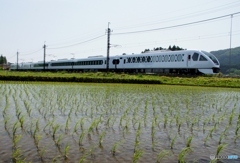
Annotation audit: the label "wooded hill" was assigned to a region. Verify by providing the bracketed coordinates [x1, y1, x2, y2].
[211, 46, 240, 75]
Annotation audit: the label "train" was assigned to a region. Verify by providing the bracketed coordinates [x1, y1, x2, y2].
[10, 50, 220, 74]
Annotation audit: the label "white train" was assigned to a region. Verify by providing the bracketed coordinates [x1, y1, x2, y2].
[10, 50, 220, 74]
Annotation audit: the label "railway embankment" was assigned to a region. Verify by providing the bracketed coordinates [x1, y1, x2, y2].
[0, 71, 240, 88]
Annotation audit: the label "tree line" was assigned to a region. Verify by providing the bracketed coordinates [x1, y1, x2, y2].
[141, 45, 185, 53]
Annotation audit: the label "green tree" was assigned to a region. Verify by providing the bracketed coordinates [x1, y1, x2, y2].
[168, 45, 172, 50]
[0, 55, 7, 64]
[0, 55, 3, 64]
[141, 49, 150, 53]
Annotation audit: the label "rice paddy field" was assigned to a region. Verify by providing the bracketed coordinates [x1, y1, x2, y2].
[0, 82, 240, 163]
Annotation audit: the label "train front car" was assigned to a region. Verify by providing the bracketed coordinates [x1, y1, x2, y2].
[198, 51, 220, 74]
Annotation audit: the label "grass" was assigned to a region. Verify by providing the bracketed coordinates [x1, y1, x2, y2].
[0, 71, 240, 88]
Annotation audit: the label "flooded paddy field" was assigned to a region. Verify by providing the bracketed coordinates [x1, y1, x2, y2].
[0, 82, 239, 163]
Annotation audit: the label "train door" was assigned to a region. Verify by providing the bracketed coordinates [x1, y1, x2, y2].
[112, 58, 120, 71]
[187, 53, 191, 68]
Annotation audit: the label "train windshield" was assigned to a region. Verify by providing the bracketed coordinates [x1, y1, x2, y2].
[201, 51, 219, 65]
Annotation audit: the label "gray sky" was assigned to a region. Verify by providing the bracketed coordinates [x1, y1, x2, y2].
[1, 0, 240, 63]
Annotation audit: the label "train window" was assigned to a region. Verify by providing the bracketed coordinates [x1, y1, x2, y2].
[170, 55, 175, 62]
[124, 59, 126, 64]
[177, 54, 182, 61]
[112, 59, 120, 64]
[147, 56, 151, 62]
[192, 53, 199, 61]
[137, 57, 140, 63]
[142, 57, 145, 62]
[128, 57, 131, 63]
[159, 56, 162, 62]
[156, 56, 158, 62]
[132, 57, 136, 63]
[199, 55, 207, 61]
[164, 55, 169, 62]
[153, 56, 156, 62]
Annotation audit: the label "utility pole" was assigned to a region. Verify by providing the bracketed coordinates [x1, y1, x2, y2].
[43, 43, 46, 71]
[229, 14, 233, 67]
[17, 51, 19, 71]
[106, 22, 112, 72]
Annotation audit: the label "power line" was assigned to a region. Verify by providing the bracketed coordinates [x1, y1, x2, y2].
[113, 12, 240, 35]
[21, 48, 43, 56]
[114, 0, 240, 31]
[47, 34, 106, 49]
[117, 32, 240, 50]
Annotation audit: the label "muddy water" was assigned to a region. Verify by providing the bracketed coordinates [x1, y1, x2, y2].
[0, 83, 240, 163]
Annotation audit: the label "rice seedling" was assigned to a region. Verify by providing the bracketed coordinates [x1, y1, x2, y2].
[229, 113, 234, 125]
[79, 152, 89, 163]
[133, 148, 143, 163]
[235, 124, 240, 135]
[39, 148, 46, 162]
[43, 119, 54, 132]
[119, 115, 124, 127]
[13, 135, 22, 148]
[218, 133, 225, 145]
[65, 117, 70, 133]
[55, 134, 63, 147]
[111, 140, 123, 156]
[12, 147, 25, 163]
[98, 131, 106, 147]
[204, 134, 209, 145]
[164, 114, 168, 128]
[80, 117, 85, 131]
[73, 120, 81, 133]
[209, 126, 215, 138]
[19, 115, 25, 129]
[4, 116, 10, 130]
[12, 121, 19, 137]
[123, 117, 130, 134]
[186, 136, 193, 148]
[175, 115, 179, 126]
[64, 144, 70, 160]
[178, 121, 182, 133]
[216, 144, 227, 157]
[178, 147, 191, 163]
[79, 131, 86, 146]
[170, 135, 177, 149]
[156, 150, 170, 163]
[106, 116, 112, 128]
[34, 134, 42, 149]
[52, 124, 59, 139]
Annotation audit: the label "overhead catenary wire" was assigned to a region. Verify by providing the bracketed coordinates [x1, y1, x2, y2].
[20, 48, 43, 56]
[113, 31, 240, 51]
[113, 0, 240, 30]
[113, 12, 240, 35]
[47, 34, 106, 49]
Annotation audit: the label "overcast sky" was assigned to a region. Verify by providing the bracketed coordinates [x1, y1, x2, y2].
[1, 0, 240, 63]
